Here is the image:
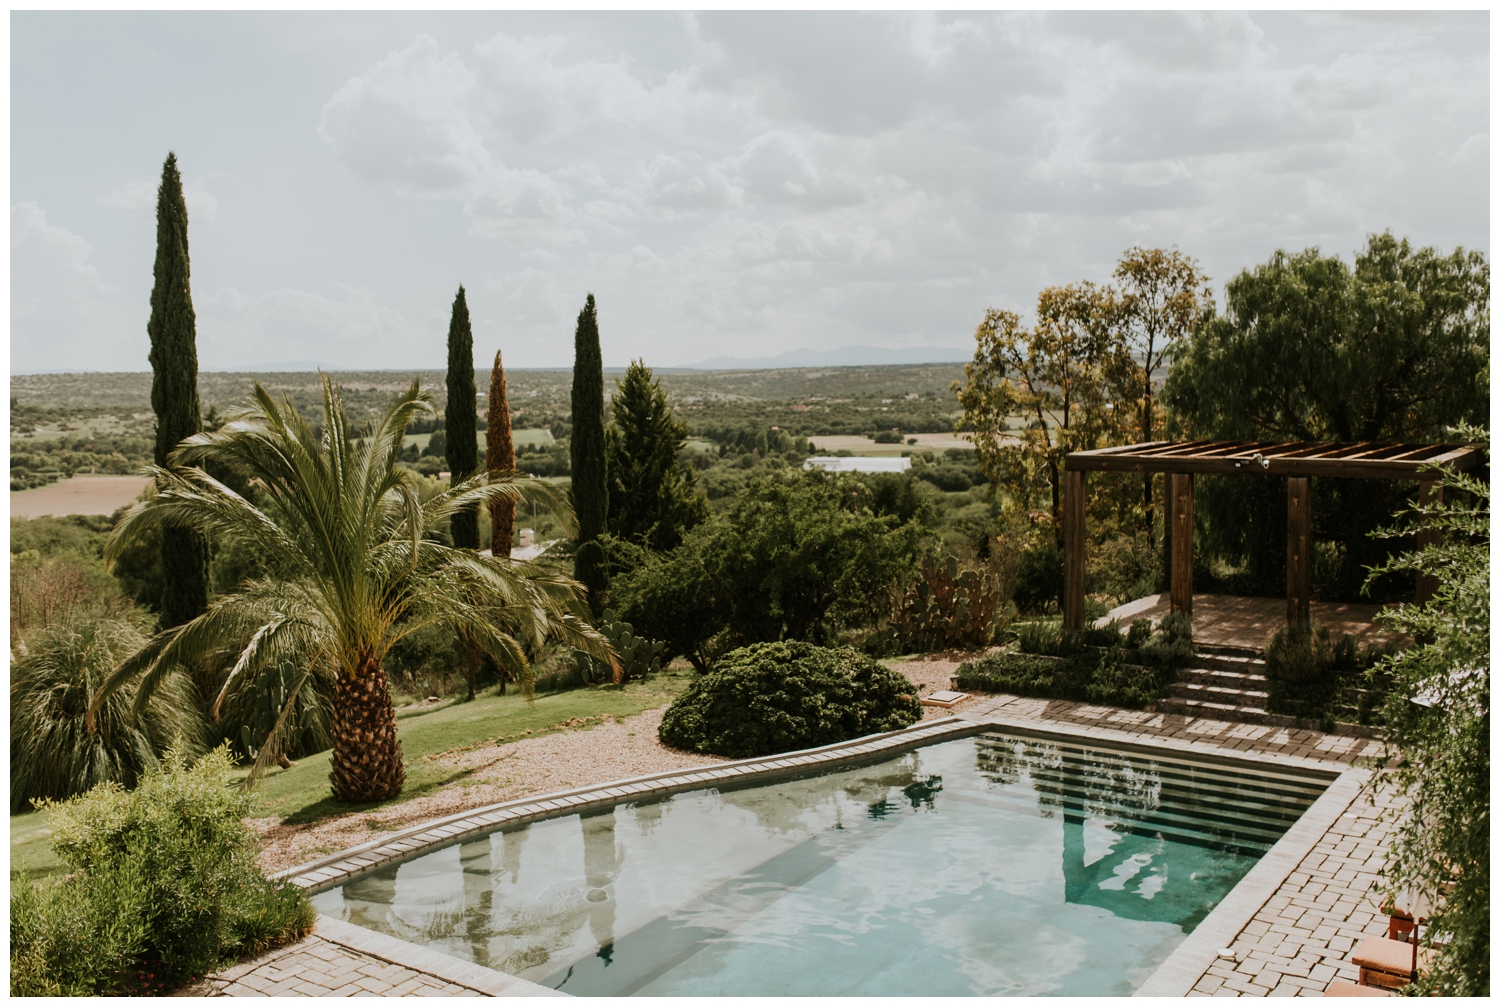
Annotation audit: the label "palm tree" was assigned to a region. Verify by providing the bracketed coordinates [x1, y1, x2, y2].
[90, 376, 612, 804]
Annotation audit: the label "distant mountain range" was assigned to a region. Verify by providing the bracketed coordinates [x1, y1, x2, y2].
[687, 345, 971, 369]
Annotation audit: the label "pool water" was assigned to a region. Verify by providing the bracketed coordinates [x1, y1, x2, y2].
[313, 730, 1329, 996]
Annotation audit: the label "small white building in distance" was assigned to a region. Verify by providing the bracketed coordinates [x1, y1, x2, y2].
[803, 456, 912, 474]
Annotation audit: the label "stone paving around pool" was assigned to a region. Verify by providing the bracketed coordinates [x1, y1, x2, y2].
[207, 693, 1398, 997]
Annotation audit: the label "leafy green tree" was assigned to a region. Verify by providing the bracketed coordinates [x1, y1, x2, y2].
[92, 377, 610, 803]
[954, 283, 1120, 535]
[146, 152, 208, 627]
[485, 348, 516, 558]
[615, 470, 926, 670]
[445, 286, 479, 550]
[1366, 427, 1488, 996]
[570, 293, 609, 610]
[606, 360, 709, 552]
[1164, 233, 1489, 598]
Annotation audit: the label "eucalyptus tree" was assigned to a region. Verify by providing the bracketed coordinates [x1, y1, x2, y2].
[90, 376, 612, 804]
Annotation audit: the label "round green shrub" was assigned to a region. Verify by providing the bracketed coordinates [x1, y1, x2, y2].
[658, 641, 923, 758]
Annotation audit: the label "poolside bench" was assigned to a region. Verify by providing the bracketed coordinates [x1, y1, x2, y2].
[1323, 979, 1395, 997]
[1348, 935, 1435, 990]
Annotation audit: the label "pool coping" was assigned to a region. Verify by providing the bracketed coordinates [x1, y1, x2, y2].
[1132, 764, 1371, 996]
[272, 714, 987, 893]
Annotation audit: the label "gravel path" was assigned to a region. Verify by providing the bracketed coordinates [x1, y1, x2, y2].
[251, 660, 979, 874]
[251, 706, 728, 874]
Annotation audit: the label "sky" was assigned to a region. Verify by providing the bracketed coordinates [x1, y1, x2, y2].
[10, 11, 1490, 373]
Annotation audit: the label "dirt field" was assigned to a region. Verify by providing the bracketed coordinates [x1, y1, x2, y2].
[9, 475, 150, 517]
[806, 432, 985, 455]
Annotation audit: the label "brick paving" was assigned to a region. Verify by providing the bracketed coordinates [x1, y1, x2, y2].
[194, 935, 484, 997]
[957, 692, 1384, 766]
[1186, 786, 1399, 997]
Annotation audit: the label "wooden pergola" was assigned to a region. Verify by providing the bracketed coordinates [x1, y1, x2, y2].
[1061, 440, 1483, 632]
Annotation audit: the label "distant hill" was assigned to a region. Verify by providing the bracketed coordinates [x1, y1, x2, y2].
[689, 345, 971, 369]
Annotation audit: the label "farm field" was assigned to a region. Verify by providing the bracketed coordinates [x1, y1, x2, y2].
[9, 474, 151, 517]
[809, 432, 979, 455]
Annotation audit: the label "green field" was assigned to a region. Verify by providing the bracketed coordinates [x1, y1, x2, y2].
[401, 428, 553, 453]
[10, 668, 696, 885]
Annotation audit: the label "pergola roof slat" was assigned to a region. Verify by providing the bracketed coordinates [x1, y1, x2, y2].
[1066, 439, 1481, 480]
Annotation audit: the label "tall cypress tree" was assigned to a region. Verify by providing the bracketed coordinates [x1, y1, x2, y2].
[570, 293, 608, 610]
[486, 348, 516, 558]
[446, 286, 479, 550]
[147, 151, 208, 628]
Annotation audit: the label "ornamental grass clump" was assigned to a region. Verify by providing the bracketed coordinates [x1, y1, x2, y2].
[10, 746, 313, 996]
[659, 641, 922, 758]
[11, 613, 205, 814]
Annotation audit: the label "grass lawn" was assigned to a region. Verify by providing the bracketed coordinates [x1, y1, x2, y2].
[10, 667, 695, 885]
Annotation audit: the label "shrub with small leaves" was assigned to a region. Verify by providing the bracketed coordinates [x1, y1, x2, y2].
[659, 641, 922, 758]
[1139, 611, 1194, 668]
[10, 746, 313, 995]
[1263, 621, 1336, 719]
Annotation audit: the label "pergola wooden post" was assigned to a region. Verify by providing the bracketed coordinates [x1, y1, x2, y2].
[1060, 440, 1479, 635]
[1286, 477, 1311, 626]
[1416, 478, 1443, 605]
[1169, 473, 1194, 618]
[1063, 468, 1087, 631]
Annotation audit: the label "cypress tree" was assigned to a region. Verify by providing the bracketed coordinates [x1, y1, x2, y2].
[570, 293, 609, 609]
[486, 348, 516, 558]
[606, 359, 708, 552]
[147, 151, 208, 628]
[446, 286, 479, 550]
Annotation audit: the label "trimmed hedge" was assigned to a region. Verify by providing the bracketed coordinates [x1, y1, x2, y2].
[953, 648, 1170, 709]
[658, 641, 923, 758]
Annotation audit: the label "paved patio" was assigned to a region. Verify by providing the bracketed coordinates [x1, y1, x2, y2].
[1104, 592, 1407, 650]
[205, 694, 1402, 998]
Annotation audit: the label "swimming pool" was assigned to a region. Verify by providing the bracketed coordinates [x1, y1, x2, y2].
[313, 729, 1330, 996]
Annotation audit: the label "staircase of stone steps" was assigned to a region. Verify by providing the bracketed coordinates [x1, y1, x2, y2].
[1158, 645, 1274, 724]
[1157, 645, 1381, 737]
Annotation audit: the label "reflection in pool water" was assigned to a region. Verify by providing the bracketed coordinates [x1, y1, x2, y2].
[313, 730, 1328, 996]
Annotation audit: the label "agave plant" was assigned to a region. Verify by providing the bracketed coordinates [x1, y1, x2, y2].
[90, 376, 613, 804]
[12, 614, 205, 814]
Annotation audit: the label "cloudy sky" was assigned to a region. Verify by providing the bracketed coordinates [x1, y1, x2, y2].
[11, 11, 1489, 373]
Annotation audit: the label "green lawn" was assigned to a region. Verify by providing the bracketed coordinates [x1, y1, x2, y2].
[11, 668, 695, 885]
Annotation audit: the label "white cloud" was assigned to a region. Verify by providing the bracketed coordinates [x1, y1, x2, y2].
[196, 286, 415, 369]
[10, 202, 130, 372]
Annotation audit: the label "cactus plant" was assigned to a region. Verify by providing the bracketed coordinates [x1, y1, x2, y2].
[573, 609, 667, 684]
[888, 557, 1007, 653]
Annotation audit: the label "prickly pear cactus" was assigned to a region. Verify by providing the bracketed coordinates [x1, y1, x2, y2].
[237, 662, 297, 762]
[573, 609, 667, 683]
[890, 557, 1006, 653]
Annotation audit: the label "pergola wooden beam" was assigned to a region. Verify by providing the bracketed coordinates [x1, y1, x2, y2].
[1061, 439, 1477, 632]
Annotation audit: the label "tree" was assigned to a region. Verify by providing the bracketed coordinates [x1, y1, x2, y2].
[570, 293, 609, 611]
[614, 470, 926, 670]
[92, 377, 610, 804]
[445, 286, 479, 550]
[606, 360, 709, 552]
[1164, 234, 1488, 598]
[146, 152, 208, 628]
[486, 348, 516, 558]
[1110, 246, 1213, 551]
[1365, 426, 1488, 996]
[954, 284, 1120, 535]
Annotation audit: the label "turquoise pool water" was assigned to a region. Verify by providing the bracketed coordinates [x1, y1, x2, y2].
[313, 729, 1329, 996]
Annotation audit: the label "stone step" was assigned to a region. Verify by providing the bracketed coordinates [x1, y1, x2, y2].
[1171, 681, 1271, 704]
[1188, 651, 1269, 675]
[1176, 666, 1268, 689]
[1158, 696, 1273, 724]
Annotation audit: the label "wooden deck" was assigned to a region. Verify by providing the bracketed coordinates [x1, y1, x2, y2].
[1100, 593, 1407, 651]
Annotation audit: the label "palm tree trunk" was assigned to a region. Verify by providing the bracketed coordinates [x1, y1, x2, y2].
[329, 651, 405, 803]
